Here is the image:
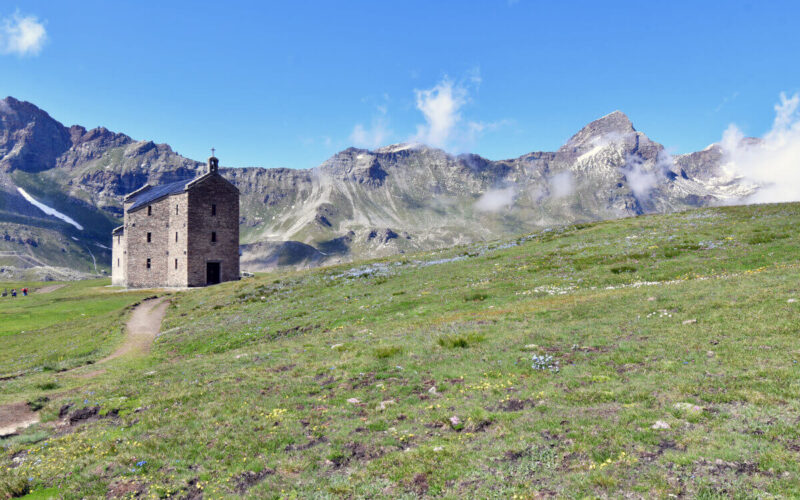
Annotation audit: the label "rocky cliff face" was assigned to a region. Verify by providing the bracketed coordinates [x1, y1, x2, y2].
[0, 96, 754, 276]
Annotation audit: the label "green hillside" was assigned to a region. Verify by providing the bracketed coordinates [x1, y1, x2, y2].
[2, 203, 800, 498]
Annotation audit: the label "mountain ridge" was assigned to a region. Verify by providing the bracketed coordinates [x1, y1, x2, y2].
[0, 96, 755, 279]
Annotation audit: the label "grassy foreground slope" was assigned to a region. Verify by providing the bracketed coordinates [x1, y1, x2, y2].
[2, 203, 800, 498]
[0, 282, 153, 403]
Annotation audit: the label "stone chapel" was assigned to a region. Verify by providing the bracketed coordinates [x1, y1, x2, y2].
[111, 154, 239, 288]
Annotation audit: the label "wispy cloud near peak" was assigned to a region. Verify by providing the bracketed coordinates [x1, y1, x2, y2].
[1, 11, 47, 57]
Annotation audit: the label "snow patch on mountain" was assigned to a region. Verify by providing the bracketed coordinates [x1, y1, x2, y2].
[17, 187, 84, 230]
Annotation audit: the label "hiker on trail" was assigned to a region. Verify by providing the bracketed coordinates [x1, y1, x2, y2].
[22, 287, 28, 296]
[11, 289, 16, 298]
[1, 289, 6, 297]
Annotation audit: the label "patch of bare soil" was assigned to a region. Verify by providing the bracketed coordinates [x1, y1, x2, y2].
[180, 478, 204, 500]
[284, 436, 328, 451]
[412, 473, 429, 495]
[106, 479, 147, 498]
[0, 402, 40, 437]
[496, 398, 535, 412]
[35, 284, 66, 294]
[100, 297, 169, 362]
[234, 468, 275, 494]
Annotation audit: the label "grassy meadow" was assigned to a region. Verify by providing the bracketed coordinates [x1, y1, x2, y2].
[2, 203, 800, 498]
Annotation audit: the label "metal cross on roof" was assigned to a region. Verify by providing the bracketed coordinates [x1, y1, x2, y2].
[211, 147, 216, 157]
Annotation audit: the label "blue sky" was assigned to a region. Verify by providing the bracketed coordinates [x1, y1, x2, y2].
[2, 0, 799, 169]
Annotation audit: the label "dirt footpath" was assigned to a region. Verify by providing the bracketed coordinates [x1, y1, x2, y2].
[0, 297, 170, 437]
[0, 402, 39, 437]
[36, 284, 66, 294]
[101, 296, 170, 362]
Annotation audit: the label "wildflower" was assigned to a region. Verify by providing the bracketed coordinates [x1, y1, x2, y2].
[531, 354, 559, 372]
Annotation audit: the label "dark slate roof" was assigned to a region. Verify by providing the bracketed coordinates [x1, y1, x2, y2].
[127, 178, 195, 212]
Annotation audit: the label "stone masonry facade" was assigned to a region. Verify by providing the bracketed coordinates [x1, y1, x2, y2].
[111, 156, 240, 288]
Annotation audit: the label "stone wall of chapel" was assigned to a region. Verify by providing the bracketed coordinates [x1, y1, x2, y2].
[124, 197, 173, 288]
[111, 230, 126, 286]
[166, 193, 190, 287]
[186, 176, 240, 286]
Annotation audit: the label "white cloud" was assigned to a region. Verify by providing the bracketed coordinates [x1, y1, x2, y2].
[348, 70, 500, 153]
[721, 92, 800, 204]
[350, 117, 391, 150]
[0, 11, 47, 57]
[413, 78, 466, 149]
[412, 72, 490, 152]
[475, 186, 516, 212]
[621, 154, 660, 200]
[350, 95, 392, 149]
[0, 98, 13, 114]
[620, 148, 677, 202]
[549, 171, 575, 199]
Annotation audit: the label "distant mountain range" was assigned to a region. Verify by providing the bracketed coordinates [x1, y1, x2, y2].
[0, 96, 754, 280]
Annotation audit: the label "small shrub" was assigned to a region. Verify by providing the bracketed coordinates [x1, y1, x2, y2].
[374, 345, 402, 359]
[662, 248, 681, 259]
[35, 380, 59, 391]
[437, 333, 485, 349]
[368, 420, 388, 431]
[610, 265, 637, 274]
[746, 232, 787, 245]
[463, 292, 489, 302]
[327, 449, 348, 467]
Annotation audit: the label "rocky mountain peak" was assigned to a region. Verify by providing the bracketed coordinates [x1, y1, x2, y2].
[561, 110, 637, 153]
[374, 143, 416, 154]
[0, 96, 25, 116]
[0, 96, 72, 173]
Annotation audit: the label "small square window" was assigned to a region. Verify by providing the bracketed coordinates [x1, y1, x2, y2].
[147, 232, 152, 243]
[211, 231, 217, 243]
[211, 204, 217, 216]
[147, 205, 152, 216]
[146, 258, 151, 269]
